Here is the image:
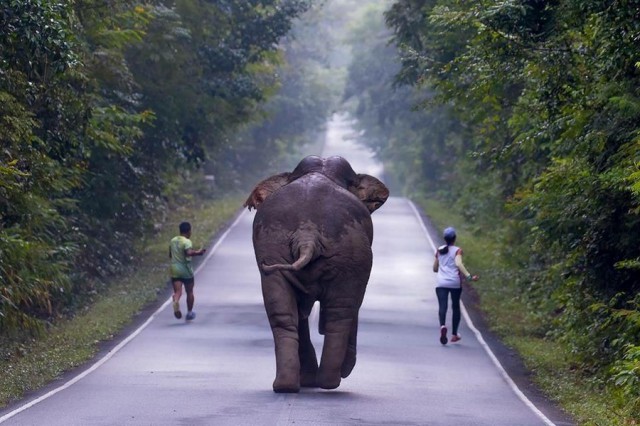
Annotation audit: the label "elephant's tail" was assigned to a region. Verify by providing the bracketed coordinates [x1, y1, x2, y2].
[261, 244, 315, 273]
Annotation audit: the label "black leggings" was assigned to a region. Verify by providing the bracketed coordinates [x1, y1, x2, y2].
[435, 287, 462, 335]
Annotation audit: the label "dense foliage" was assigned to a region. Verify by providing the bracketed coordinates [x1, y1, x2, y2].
[0, 0, 318, 339]
[345, 0, 640, 418]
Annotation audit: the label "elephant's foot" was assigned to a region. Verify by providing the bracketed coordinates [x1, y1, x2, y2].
[272, 333, 301, 393]
[273, 373, 300, 393]
[316, 368, 341, 390]
[341, 345, 356, 378]
[273, 384, 300, 393]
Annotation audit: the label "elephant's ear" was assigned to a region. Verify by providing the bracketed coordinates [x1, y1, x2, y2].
[244, 173, 291, 211]
[348, 174, 390, 213]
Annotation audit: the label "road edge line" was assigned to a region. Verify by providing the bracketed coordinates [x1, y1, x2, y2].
[407, 199, 555, 426]
[0, 210, 248, 424]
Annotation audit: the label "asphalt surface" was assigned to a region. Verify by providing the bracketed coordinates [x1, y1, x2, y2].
[0, 113, 573, 426]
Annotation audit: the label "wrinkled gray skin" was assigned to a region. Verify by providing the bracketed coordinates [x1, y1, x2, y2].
[244, 156, 389, 393]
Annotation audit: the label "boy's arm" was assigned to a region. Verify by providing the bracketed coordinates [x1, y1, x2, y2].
[433, 253, 439, 273]
[185, 247, 206, 256]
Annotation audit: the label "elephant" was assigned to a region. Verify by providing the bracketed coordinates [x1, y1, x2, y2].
[244, 155, 389, 393]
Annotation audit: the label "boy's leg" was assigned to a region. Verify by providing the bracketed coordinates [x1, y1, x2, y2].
[172, 280, 183, 301]
[185, 280, 195, 312]
[172, 280, 183, 318]
[184, 279, 196, 320]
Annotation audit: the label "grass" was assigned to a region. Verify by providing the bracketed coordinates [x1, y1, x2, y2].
[0, 195, 244, 409]
[416, 196, 635, 426]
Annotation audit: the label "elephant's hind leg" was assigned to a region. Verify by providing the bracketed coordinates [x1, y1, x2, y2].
[272, 331, 300, 393]
[263, 274, 301, 393]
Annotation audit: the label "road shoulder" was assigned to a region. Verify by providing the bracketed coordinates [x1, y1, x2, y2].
[411, 201, 575, 426]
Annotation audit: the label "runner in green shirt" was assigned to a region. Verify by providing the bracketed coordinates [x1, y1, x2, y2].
[170, 222, 206, 320]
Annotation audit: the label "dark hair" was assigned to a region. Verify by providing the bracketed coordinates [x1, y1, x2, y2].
[179, 222, 191, 234]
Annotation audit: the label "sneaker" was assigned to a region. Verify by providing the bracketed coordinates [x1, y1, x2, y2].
[185, 311, 196, 321]
[440, 326, 448, 345]
[451, 334, 461, 343]
[173, 301, 182, 319]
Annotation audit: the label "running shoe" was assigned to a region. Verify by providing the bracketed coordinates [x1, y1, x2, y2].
[451, 334, 461, 343]
[440, 326, 448, 345]
[185, 311, 196, 321]
[173, 301, 182, 319]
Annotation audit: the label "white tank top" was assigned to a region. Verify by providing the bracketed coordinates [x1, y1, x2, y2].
[436, 245, 462, 288]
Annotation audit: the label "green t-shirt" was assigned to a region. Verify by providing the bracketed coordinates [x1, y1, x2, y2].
[170, 235, 194, 279]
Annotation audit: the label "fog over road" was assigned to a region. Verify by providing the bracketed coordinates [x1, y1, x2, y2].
[1, 114, 566, 425]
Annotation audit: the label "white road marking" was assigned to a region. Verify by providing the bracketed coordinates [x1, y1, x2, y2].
[0, 210, 249, 424]
[408, 199, 555, 426]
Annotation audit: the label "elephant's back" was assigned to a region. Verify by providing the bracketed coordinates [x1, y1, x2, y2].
[254, 173, 373, 242]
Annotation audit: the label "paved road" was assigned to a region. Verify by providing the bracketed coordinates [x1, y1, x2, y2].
[1, 114, 564, 425]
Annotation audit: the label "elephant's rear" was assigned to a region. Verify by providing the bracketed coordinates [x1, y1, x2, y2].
[252, 174, 374, 280]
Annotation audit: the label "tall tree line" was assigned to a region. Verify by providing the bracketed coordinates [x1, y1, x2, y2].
[0, 0, 319, 338]
[345, 0, 640, 416]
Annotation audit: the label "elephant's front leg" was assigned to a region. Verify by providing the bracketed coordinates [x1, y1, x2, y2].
[262, 273, 300, 393]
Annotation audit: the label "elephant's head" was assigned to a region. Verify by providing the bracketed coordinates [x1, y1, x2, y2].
[244, 155, 389, 213]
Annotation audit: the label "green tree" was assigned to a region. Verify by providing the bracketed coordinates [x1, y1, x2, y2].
[0, 0, 87, 334]
[1, 0, 315, 339]
[382, 0, 640, 415]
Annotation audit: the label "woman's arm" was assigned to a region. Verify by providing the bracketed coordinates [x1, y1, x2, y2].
[455, 251, 479, 281]
[454, 254, 470, 277]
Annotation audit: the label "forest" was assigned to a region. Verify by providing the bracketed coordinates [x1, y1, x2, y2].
[0, 0, 329, 336]
[1, 0, 639, 423]
[345, 0, 640, 421]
